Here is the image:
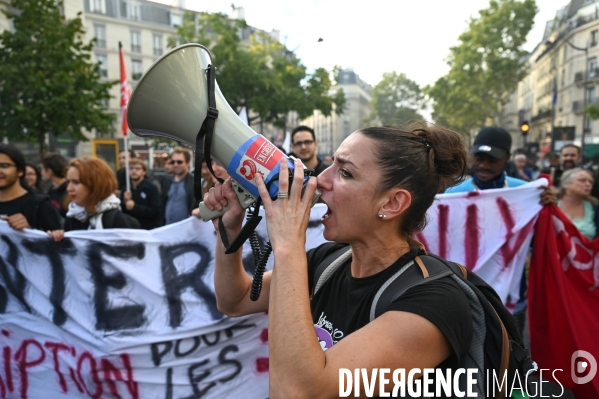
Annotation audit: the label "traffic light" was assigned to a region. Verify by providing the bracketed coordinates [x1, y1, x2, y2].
[520, 121, 530, 135]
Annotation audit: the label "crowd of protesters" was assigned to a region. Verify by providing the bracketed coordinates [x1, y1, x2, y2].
[1, 125, 597, 242]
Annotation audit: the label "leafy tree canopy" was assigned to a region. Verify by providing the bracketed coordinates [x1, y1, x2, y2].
[0, 0, 116, 156]
[367, 72, 425, 127]
[170, 12, 344, 129]
[426, 0, 538, 134]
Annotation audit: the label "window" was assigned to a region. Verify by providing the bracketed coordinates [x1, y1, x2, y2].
[589, 57, 598, 78]
[563, 45, 567, 62]
[592, 30, 598, 47]
[587, 86, 595, 103]
[562, 69, 565, 87]
[585, 116, 593, 132]
[171, 13, 182, 27]
[132, 59, 142, 80]
[96, 54, 108, 77]
[131, 30, 141, 53]
[153, 34, 163, 56]
[127, 4, 140, 21]
[94, 24, 106, 48]
[89, 0, 106, 14]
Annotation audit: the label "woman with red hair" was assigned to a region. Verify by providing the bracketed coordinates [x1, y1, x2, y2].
[48, 157, 139, 240]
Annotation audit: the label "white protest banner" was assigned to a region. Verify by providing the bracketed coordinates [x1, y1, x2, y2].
[0, 207, 327, 399]
[416, 180, 546, 309]
[0, 183, 542, 398]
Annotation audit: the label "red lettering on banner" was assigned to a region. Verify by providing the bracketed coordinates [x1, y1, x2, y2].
[14, 339, 45, 399]
[260, 328, 268, 344]
[100, 354, 139, 399]
[438, 205, 449, 259]
[44, 342, 71, 393]
[255, 357, 269, 373]
[465, 204, 480, 270]
[2, 338, 13, 394]
[1, 336, 139, 398]
[77, 351, 103, 399]
[497, 198, 534, 267]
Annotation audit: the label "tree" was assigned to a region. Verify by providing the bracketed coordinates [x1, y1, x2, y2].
[367, 72, 425, 127]
[0, 0, 115, 156]
[170, 12, 344, 130]
[426, 0, 538, 134]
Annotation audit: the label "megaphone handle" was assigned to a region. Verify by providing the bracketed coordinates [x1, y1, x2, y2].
[198, 179, 256, 221]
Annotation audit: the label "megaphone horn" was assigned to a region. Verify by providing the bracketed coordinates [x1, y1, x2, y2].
[127, 43, 320, 221]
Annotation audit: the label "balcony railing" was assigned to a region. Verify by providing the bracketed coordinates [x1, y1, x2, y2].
[132, 72, 142, 80]
[531, 109, 552, 123]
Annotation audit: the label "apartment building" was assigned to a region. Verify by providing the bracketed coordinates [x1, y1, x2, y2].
[503, 0, 599, 158]
[301, 68, 373, 156]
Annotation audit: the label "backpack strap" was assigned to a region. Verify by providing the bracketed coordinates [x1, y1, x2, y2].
[312, 246, 352, 297]
[370, 255, 452, 321]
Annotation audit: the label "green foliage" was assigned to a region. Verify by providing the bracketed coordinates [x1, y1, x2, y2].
[0, 0, 116, 156]
[170, 12, 344, 128]
[368, 72, 425, 127]
[426, 0, 538, 134]
[586, 104, 599, 120]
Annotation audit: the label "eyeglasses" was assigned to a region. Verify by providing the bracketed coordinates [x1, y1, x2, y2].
[170, 160, 184, 165]
[292, 140, 315, 147]
[129, 166, 143, 171]
[0, 163, 16, 170]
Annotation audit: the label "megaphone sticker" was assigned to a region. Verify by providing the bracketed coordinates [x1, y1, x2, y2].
[228, 135, 287, 198]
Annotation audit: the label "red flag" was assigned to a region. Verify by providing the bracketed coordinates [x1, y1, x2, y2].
[119, 42, 131, 137]
[530, 205, 599, 398]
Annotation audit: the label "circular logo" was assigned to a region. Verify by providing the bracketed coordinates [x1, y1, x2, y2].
[240, 160, 257, 180]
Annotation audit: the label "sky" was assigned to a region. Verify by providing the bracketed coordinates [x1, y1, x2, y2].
[152, 0, 570, 89]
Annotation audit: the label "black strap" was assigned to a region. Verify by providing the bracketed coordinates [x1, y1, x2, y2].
[219, 198, 264, 254]
[194, 64, 222, 202]
[312, 245, 351, 294]
[373, 255, 451, 319]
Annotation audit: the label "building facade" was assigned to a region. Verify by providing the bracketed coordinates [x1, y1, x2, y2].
[301, 68, 373, 156]
[503, 0, 599, 158]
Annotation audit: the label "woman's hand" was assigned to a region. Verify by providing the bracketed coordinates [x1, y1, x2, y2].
[203, 178, 246, 234]
[255, 158, 317, 249]
[47, 230, 65, 242]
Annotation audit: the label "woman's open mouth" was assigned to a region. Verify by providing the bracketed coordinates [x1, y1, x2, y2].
[321, 207, 332, 222]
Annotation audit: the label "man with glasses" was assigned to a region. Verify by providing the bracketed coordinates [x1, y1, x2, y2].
[161, 146, 196, 225]
[120, 158, 162, 229]
[0, 144, 62, 231]
[291, 126, 330, 176]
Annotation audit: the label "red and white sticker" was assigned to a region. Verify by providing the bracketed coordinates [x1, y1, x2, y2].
[236, 136, 285, 182]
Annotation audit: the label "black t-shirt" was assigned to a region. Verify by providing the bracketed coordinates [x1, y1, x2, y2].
[0, 191, 63, 231]
[307, 242, 473, 398]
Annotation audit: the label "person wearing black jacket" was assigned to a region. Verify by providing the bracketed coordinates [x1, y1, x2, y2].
[161, 147, 197, 225]
[48, 157, 140, 241]
[41, 152, 69, 217]
[0, 144, 63, 232]
[120, 158, 162, 229]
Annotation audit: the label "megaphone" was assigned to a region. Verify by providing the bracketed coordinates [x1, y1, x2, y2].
[127, 43, 319, 221]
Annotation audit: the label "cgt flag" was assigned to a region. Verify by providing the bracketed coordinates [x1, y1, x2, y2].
[119, 41, 131, 137]
[529, 205, 599, 399]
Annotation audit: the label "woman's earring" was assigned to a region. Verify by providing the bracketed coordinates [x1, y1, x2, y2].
[378, 214, 386, 219]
